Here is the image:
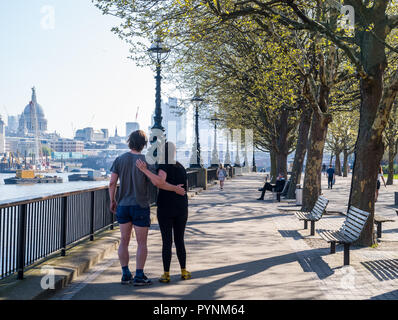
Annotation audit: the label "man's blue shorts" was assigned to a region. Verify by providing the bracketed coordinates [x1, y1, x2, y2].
[116, 205, 151, 227]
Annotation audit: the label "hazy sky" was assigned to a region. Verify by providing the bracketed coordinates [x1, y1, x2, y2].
[0, 0, 180, 138]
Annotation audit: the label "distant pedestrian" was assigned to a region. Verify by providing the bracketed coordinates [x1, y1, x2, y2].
[326, 165, 335, 189]
[375, 166, 387, 202]
[136, 141, 191, 284]
[322, 163, 326, 175]
[217, 164, 227, 190]
[109, 130, 185, 286]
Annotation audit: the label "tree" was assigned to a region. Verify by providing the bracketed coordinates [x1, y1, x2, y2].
[41, 145, 53, 157]
[286, 104, 312, 198]
[384, 100, 398, 184]
[203, 0, 398, 246]
[326, 110, 358, 177]
[95, 0, 398, 245]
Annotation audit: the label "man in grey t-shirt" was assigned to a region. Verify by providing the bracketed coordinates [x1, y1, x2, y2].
[109, 130, 185, 286]
[110, 152, 154, 208]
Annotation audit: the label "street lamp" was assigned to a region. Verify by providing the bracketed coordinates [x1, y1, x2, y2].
[224, 129, 231, 167]
[148, 38, 170, 132]
[190, 88, 204, 168]
[234, 136, 241, 167]
[252, 147, 257, 172]
[210, 115, 221, 167]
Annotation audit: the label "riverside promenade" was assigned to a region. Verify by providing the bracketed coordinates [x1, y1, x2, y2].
[47, 173, 398, 300]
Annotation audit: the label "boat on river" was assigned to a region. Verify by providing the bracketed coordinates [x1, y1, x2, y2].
[68, 170, 109, 182]
[4, 170, 63, 185]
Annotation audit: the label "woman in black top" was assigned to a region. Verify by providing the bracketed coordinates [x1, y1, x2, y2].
[136, 142, 191, 283]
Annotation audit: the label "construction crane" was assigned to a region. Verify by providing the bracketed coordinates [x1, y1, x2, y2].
[71, 122, 76, 137]
[135, 106, 140, 122]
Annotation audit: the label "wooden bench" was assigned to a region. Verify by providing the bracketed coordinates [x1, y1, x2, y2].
[317, 206, 370, 266]
[294, 196, 329, 236]
[374, 215, 395, 238]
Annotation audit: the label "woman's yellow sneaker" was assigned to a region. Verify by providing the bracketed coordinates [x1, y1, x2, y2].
[181, 269, 191, 280]
[159, 272, 170, 283]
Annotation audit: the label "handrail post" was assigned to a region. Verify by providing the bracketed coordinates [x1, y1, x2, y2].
[17, 204, 27, 280]
[61, 196, 68, 256]
[90, 191, 95, 241]
[110, 187, 116, 230]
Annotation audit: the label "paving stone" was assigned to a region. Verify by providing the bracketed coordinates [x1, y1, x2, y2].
[47, 173, 398, 300]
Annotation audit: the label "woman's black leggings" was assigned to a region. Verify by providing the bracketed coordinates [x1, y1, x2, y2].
[157, 212, 188, 272]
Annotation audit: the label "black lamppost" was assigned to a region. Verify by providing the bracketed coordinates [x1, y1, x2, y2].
[190, 89, 204, 168]
[252, 147, 257, 172]
[148, 38, 170, 132]
[210, 115, 221, 167]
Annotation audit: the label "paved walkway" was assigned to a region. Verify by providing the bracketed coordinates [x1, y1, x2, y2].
[50, 173, 398, 300]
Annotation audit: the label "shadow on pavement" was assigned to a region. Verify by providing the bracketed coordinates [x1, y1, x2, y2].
[277, 230, 334, 280]
[61, 248, 330, 300]
[361, 259, 398, 281]
[370, 289, 398, 300]
[187, 213, 285, 226]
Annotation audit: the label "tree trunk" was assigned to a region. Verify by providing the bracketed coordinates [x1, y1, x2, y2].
[270, 150, 277, 183]
[350, 76, 385, 247]
[329, 153, 333, 166]
[343, 149, 349, 177]
[287, 108, 312, 199]
[348, 5, 394, 246]
[387, 143, 395, 185]
[276, 107, 290, 178]
[335, 152, 342, 176]
[302, 111, 330, 211]
[276, 152, 288, 179]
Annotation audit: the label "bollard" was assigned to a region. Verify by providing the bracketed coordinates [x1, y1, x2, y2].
[17, 204, 27, 280]
[395, 192, 398, 206]
[296, 185, 303, 206]
[90, 191, 95, 241]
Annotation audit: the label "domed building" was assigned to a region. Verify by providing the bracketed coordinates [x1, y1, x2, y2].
[18, 87, 48, 136]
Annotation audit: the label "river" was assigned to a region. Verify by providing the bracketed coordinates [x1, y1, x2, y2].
[0, 173, 110, 205]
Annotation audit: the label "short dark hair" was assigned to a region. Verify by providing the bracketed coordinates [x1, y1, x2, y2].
[127, 130, 148, 152]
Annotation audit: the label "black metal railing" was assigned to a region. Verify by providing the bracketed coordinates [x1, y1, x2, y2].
[0, 186, 120, 281]
[0, 168, 235, 281]
[207, 168, 218, 184]
[186, 170, 198, 190]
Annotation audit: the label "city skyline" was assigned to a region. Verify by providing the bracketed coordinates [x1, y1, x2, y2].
[0, 0, 180, 139]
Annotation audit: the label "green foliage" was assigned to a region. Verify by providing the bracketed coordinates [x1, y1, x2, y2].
[326, 109, 359, 155]
[41, 145, 53, 157]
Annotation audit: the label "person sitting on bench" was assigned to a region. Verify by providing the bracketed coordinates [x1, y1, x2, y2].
[280, 178, 291, 197]
[257, 173, 286, 200]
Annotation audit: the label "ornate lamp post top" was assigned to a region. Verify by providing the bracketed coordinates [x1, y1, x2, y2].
[148, 37, 170, 132]
[191, 88, 204, 104]
[147, 38, 170, 65]
[211, 115, 221, 123]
